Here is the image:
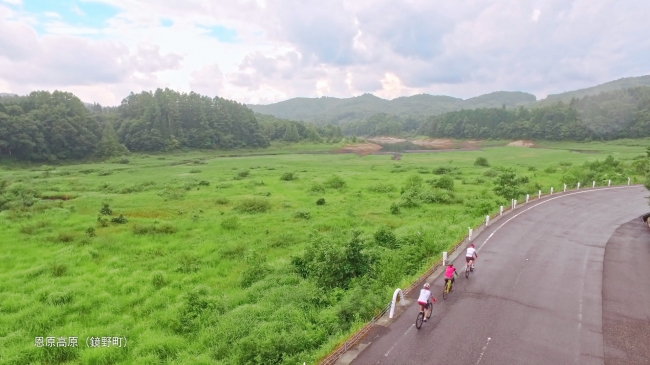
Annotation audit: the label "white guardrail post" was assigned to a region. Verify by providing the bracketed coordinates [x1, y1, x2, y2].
[514, 199, 517, 209]
[608, 180, 611, 186]
[468, 227, 473, 240]
[593, 181, 595, 188]
[564, 184, 567, 192]
[577, 182, 580, 190]
[389, 288, 405, 318]
[443, 251, 448, 265]
[500, 206, 503, 215]
[628, 177, 631, 185]
[485, 215, 490, 226]
[550, 187, 554, 195]
[538, 190, 541, 198]
[526, 194, 529, 203]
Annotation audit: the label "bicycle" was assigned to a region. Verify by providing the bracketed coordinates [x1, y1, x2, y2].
[415, 300, 433, 329]
[442, 274, 457, 300]
[465, 258, 474, 278]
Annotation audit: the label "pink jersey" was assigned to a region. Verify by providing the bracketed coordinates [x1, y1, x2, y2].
[444, 266, 455, 278]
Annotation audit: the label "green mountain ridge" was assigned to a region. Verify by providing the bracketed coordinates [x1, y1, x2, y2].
[248, 75, 650, 124]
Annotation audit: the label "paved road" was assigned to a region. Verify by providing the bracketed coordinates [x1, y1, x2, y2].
[349, 186, 649, 365]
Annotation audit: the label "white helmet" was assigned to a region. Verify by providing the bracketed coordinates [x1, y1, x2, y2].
[424, 283, 430, 289]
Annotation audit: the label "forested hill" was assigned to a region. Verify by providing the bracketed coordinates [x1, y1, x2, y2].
[248, 91, 536, 124]
[540, 75, 650, 105]
[421, 87, 650, 140]
[0, 89, 269, 161]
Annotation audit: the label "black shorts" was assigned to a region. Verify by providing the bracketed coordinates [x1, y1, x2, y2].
[466, 256, 475, 262]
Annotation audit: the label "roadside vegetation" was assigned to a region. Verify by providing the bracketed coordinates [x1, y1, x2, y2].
[0, 143, 646, 364]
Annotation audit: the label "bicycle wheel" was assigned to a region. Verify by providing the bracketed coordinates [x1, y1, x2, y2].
[442, 282, 449, 300]
[416, 311, 424, 329]
[465, 265, 470, 278]
[426, 303, 432, 319]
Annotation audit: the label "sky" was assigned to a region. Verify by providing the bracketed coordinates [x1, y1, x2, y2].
[1, 0, 649, 106]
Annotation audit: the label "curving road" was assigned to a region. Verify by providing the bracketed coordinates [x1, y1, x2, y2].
[348, 186, 650, 365]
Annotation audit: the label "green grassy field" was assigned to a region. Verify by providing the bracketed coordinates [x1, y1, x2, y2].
[0, 141, 646, 365]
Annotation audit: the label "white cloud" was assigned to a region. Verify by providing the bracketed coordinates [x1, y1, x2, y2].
[0, 0, 649, 105]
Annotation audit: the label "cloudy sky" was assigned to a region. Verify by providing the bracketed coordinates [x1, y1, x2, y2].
[1, 0, 649, 106]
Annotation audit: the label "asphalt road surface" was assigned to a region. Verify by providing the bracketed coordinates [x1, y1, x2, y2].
[349, 186, 649, 365]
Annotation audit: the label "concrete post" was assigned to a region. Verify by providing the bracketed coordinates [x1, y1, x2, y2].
[608, 180, 611, 186]
[564, 184, 567, 192]
[592, 181, 595, 188]
[628, 177, 631, 185]
[443, 252, 448, 265]
[577, 182, 580, 190]
[538, 190, 541, 198]
[550, 187, 554, 194]
[514, 199, 517, 209]
[468, 227, 473, 240]
[486, 215, 490, 226]
[526, 194, 529, 203]
[500, 206, 503, 215]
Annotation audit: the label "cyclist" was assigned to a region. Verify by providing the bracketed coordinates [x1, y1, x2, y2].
[444, 263, 457, 291]
[417, 283, 436, 321]
[466, 243, 478, 272]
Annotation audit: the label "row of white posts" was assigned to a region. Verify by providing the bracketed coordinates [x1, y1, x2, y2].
[448, 177, 632, 265]
[399, 176, 634, 321]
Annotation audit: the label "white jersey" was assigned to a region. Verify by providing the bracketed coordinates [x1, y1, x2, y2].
[418, 289, 431, 303]
[466, 247, 477, 257]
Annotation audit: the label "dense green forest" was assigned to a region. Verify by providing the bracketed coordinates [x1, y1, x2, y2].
[421, 87, 650, 140]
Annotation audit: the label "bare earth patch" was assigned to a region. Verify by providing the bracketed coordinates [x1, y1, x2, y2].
[366, 136, 406, 144]
[411, 138, 455, 149]
[507, 140, 535, 147]
[336, 143, 383, 156]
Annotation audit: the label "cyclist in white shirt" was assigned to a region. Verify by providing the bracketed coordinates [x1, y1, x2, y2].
[417, 283, 436, 321]
[466, 243, 478, 272]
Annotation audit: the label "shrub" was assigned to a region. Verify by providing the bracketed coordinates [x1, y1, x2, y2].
[213, 198, 229, 207]
[434, 175, 455, 191]
[544, 166, 558, 173]
[85, 227, 96, 237]
[198, 180, 210, 186]
[238, 251, 270, 288]
[474, 157, 490, 167]
[117, 158, 129, 164]
[57, 233, 74, 243]
[434, 166, 453, 175]
[404, 174, 423, 191]
[151, 271, 168, 288]
[221, 216, 239, 230]
[483, 169, 498, 177]
[324, 175, 346, 189]
[374, 227, 398, 248]
[528, 166, 537, 171]
[400, 188, 421, 208]
[215, 182, 232, 189]
[280, 172, 296, 181]
[367, 183, 396, 193]
[51, 263, 67, 277]
[110, 214, 128, 224]
[293, 211, 311, 220]
[98, 170, 113, 176]
[189, 169, 201, 173]
[99, 203, 112, 215]
[390, 202, 400, 214]
[309, 183, 325, 193]
[97, 216, 109, 227]
[559, 162, 572, 167]
[316, 198, 326, 205]
[237, 170, 250, 178]
[420, 189, 456, 204]
[235, 198, 270, 213]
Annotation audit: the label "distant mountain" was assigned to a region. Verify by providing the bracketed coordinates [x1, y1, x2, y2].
[248, 91, 535, 124]
[0, 93, 18, 97]
[540, 75, 650, 104]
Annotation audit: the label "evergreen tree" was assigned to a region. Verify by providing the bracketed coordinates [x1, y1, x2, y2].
[97, 122, 129, 158]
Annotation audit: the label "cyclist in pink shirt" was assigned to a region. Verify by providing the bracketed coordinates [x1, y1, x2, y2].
[444, 263, 457, 291]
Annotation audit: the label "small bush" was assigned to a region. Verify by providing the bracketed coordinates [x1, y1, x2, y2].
[474, 157, 490, 167]
[189, 169, 201, 174]
[367, 183, 396, 193]
[324, 175, 346, 189]
[434, 166, 453, 175]
[198, 180, 210, 186]
[316, 198, 326, 205]
[117, 158, 129, 164]
[280, 172, 296, 181]
[237, 170, 250, 178]
[433, 175, 455, 191]
[528, 166, 537, 171]
[57, 233, 74, 243]
[309, 183, 325, 193]
[215, 197, 229, 205]
[390, 202, 400, 214]
[374, 227, 398, 248]
[544, 166, 558, 173]
[151, 271, 168, 288]
[293, 211, 311, 220]
[98, 170, 113, 176]
[559, 162, 572, 167]
[97, 216, 109, 227]
[79, 169, 97, 174]
[99, 203, 112, 215]
[483, 169, 498, 177]
[51, 263, 67, 277]
[221, 216, 239, 230]
[85, 227, 96, 237]
[215, 182, 232, 189]
[110, 214, 128, 224]
[235, 198, 270, 213]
